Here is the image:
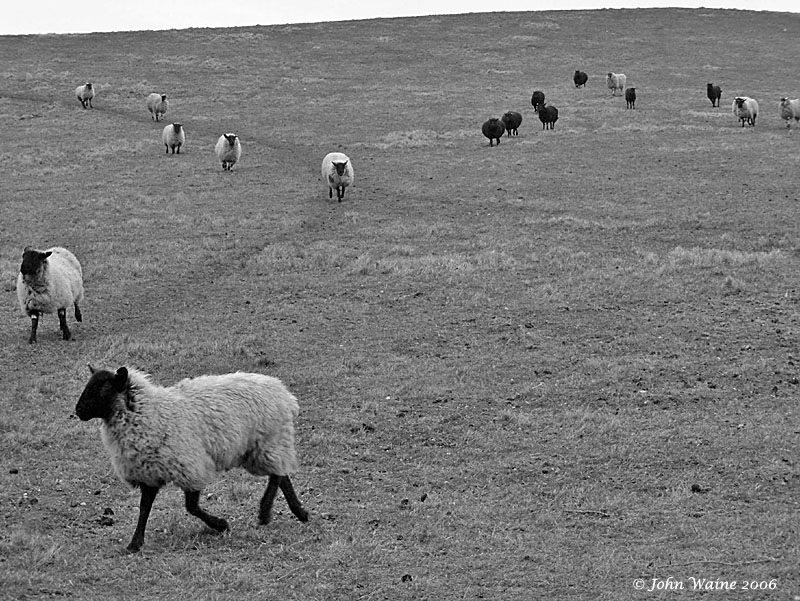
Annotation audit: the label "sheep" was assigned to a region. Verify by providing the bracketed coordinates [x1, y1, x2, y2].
[74, 365, 310, 553]
[606, 72, 627, 96]
[481, 118, 505, 146]
[538, 105, 559, 130]
[146, 93, 168, 121]
[215, 133, 241, 171]
[707, 83, 722, 107]
[501, 111, 523, 136]
[573, 70, 588, 88]
[625, 87, 636, 109]
[321, 152, 355, 201]
[162, 123, 185, 154]
[531, 90, 545, 113]
[779, 97, 800, 128]
[75, 83, 94, 109]
[732, 96, 758, 127]
[16, 246, 83, 344]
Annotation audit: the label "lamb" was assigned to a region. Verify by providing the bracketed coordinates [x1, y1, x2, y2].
[538, 105, 559, 130]
[75, 83, 94, 109]
[707, 83, 722, 107]
[531, 90, 545, 113]
[732, 96, 758, 127]
[146, 93, 168, 121]
[501, 111, 523, 136]
[625, 87, 636, 109]
[215, 133, 241, 171]
[606, 72, 627, 96]
[321, 152, 354, 201]
[162, 123, 185, 154]
[74, 365, 310, 553]
[481, 118, 505, 146]
[16, 246, 84, 344]
[573, 70, 588, 88]
[779, 97, 800, 128]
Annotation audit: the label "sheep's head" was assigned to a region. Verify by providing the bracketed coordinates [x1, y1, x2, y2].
[75, 366, 129, 421]
[173, 123, 183, 132]
[20, 247, 52, 278]
[161, 94, 167, 101]
[224, 133, 238, 146]
[85, 83, 92, 90]
[332, 161, 348, 176]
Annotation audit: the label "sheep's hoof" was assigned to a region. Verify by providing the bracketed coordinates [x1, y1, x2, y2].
[295, 508, 310, 523]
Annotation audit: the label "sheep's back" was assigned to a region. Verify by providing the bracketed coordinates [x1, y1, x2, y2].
[174, 373, 300, 477]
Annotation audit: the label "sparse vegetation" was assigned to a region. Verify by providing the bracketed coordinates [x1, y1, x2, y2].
[1, 7, 799, 601]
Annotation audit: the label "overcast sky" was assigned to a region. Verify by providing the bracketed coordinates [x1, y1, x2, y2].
[2, 0, 797, 35]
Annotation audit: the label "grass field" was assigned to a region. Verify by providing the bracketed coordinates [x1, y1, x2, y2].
[1, 7, 799, 600]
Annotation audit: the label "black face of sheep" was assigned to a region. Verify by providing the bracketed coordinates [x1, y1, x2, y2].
[224, 134, 238, 146]
[75, 366, 126, 422]
[707, 83, 722, 107]
[625, 87, 636, 109]
[482, 118, 506, 146]
[332, 161, 349, 176]
[573, 71, 588, 88]
[531, 90, 545, 112]
[20, 248, 52, 278]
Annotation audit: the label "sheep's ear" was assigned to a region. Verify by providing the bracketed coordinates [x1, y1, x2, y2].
[43, 251, 53, 259]
[113, 367, 129, 391]
[87, 363, 96, 374]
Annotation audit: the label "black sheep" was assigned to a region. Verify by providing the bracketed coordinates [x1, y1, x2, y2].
[501, 111, 523, 136]
[707, 83, 722, 107]
[538, 105, 559, 130]
[482, 118, 506, 146]
[573, 70, 588, 88]
[531, 90, 545, 113]
[625, 87, 636, 109]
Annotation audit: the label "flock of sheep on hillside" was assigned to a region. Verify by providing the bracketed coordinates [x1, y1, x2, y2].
[72, 83, 355, 199]
[16, 63, 798, 552]
[480, 70, 800, 145]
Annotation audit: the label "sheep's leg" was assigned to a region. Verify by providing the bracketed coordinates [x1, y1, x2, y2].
[74, 302, 82, 322]
[184, 490, 229, 532]
[258, 475, 309, 525]
[128, 484, 159, 553]
[338, 186, 345, 202]
[28, 312, 39, 344]
[258, 475, 281, 524]
[57, 308, 71, 340]
[279, 476, 309, 522]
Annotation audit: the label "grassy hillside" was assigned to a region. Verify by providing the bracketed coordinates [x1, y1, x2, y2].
[1, 8, 799, 600]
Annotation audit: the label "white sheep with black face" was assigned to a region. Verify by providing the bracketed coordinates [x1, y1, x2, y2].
[16, 246, 84, 344]
[779, 97, 800, 128]
[146, 93, 168, 121]
[162, 123, 185, 154]
[75, 365, 309, 553]
[215, 133, 241, 171]
[321, 152, 354, 201]
[732, 96, 759, 127]
[606, 72, 626, 96]
[75, 83, 94, 109]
